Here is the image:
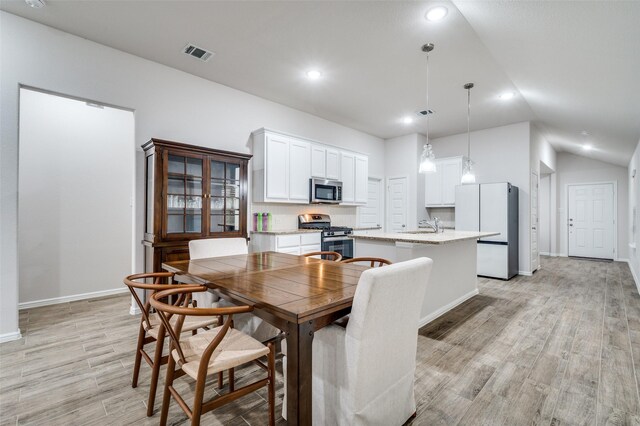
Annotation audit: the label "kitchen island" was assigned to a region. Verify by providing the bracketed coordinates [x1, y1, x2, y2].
[352, 230, 498, 327]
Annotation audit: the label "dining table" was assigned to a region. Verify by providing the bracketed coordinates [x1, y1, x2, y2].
[162, 251, 370, 425]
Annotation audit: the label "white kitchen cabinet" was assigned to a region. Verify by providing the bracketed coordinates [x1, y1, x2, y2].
[250, 232, 321, 255]
[339, 151, 368, 205]
[253, 129, 311, 203]
[312, 145, 342, 181]
[425, 156, 463, 207]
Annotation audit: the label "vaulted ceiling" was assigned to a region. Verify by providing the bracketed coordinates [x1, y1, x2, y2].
[2, 0, 639, 166]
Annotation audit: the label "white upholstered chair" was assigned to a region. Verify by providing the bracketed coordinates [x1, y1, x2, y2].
[188, 238, 280, 343]
[282, 257, 434, 425]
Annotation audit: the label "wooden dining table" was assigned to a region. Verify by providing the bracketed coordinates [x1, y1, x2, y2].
[162, 251, 370, 425]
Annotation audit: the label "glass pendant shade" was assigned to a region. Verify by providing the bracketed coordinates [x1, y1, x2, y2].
[419, 143, 437, 173]
[461, 158, 476, 183]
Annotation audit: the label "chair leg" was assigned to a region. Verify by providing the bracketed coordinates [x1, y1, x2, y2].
[160, 353, 176, 426]
[147, 331, 165, 417]
[132, 323, 146, 388]
[229, 367, 235, 392]
[218, 371, 224, 389]
[191, 372, 207, 426]
[267, 342, 276, 426]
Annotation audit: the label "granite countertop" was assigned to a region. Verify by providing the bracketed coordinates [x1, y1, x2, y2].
[250, 229, 321, 235]
[351, 230, 500, 245]
[352, 226, 382, 231]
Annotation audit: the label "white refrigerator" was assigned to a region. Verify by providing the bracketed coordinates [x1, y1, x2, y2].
[455, 183, 519, 280]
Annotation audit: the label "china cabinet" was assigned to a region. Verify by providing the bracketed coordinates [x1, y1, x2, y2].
[142, 138, 251, 272]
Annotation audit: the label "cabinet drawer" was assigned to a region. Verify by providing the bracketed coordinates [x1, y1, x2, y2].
[300, 244, 322, 255]
[276, 234, 301, 249]
[277, 247, 301, 255]
[300, 233, 321, 246]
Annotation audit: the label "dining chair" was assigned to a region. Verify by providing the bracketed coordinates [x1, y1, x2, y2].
[150, 286, 276, 426]
[341, 256, 393, 267]
[124, 272, 221, 417]
[281, 257, 433, 425]
[303, 251, 343, 261]
[188, 238, 280, 343]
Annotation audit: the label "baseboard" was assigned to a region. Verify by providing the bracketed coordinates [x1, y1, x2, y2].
[129, 303, 141, 315]
[625, 259, 640, 295]
[19, 288, 129, 310]
[539, 252, 551, 256]
[418, 289, 479, 328]
[0, 329, 22, 343]
[519, 271, 533, 276]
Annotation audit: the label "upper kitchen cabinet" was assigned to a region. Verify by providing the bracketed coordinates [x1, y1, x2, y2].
[340, 151, 368, 205]
[253, 129, 311, 203]
[142, 138, 251, 272]
[311, 145, 341, 180]
[425, 156, 463, 207]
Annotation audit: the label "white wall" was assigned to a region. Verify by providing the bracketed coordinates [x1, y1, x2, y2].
[628, 140, 640, 287]
[0, 12, 384, 337]
[18, 89, 135, 304]
[539, 174, 551, 255]
[430, 122, 532, 274]
[555, 152, 628, 259]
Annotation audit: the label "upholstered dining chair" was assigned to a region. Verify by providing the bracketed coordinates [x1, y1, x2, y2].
[302, 251, 343, 261]
[188, 238, 280, 343]
[150, 286, 276, 426]
[124, 272, 220, 417]
[282, 257, 433, 425]
[341, 256, 393, 267]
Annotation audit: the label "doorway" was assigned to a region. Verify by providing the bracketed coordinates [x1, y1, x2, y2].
[387, 176, 408, 232]
[358, 177, 383, 229]
[531, 171, 539, 270]
[567, 182, 615, 260]
[18, 88, 135, 306]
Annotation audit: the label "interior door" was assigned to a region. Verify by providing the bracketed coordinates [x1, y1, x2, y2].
[359, 178, 383, 229]
[568, 183, 614, 259]
[531, 172, 539, 270]
[387, 176, 408, 232]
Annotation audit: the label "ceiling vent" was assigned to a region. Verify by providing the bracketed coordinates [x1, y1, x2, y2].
[416, 109, 434, 117]
[183, 44, 214, 62]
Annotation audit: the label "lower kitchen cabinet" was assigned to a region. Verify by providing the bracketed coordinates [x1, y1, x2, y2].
[250, 232, 321, 255]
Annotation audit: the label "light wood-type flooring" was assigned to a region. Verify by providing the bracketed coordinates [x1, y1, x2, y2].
[1, 256, 639, 425]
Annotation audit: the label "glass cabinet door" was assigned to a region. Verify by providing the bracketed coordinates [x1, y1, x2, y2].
[209, 159, 241, 234]
[166, 154, 203, 235]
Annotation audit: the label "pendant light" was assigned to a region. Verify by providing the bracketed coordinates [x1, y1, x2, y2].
[419, 43, 437, 174]
[461, 82, 476, 183]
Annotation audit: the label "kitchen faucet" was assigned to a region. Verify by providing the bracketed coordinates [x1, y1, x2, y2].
[419, 217, 441, 233]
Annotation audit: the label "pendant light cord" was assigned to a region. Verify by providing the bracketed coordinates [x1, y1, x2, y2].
[425, 49, 430, 146]
[467, 85, 471, 159]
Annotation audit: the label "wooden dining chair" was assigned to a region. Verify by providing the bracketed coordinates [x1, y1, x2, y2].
[341, 257, 393, 267]
[150, 286, 276, 426]
[124, 272, 221, 417]
[303, 251, 343, 261]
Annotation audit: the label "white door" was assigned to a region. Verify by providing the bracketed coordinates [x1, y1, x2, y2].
[359, 178, 383, 229]
[424, 168, 442, 206]
[568, 183, 615, 259]
[387, 176, 408, 232]
[265, 134, 289, 200]
[441, 159, 462, 205]
[354, 155, 368, 204]
[310, 145, 326, 178]
[326, 149, 340, 180]
[531, 172, 539, 270]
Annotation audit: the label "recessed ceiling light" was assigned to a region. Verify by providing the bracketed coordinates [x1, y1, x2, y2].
[580, 130, 590, 136]
[425, 6, 448, 22]
[306, 70, 322, 80]
[25, 0, 45, 8]
[582, 144, 592, 151]
[402, 117, 414, 124]
[498, 92, 516, 100]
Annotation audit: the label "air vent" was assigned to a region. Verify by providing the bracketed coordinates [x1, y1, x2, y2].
[416, 109, 435, 117]
[183, 44, 214, 62]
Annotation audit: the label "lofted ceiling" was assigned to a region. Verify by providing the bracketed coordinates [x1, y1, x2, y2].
[2, 1, 639, 166]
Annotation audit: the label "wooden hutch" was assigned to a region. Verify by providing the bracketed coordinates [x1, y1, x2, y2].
[142, 139, 251, 272]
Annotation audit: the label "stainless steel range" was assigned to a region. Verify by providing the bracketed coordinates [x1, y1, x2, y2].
[298, 214, 353, 259]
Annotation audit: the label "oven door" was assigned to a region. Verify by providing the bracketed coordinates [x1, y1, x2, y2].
[322, 237, 353, 260]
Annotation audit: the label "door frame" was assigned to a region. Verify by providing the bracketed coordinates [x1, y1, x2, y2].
[386, 175, 409, 233]
[565, 181, 617, 260]
[531, 171, 539, 271]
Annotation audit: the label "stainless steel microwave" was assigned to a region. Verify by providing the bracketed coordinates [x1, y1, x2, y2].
[309, 178, 343, 204]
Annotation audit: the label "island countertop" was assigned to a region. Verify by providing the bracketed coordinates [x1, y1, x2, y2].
[350, 230, 499, 245]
